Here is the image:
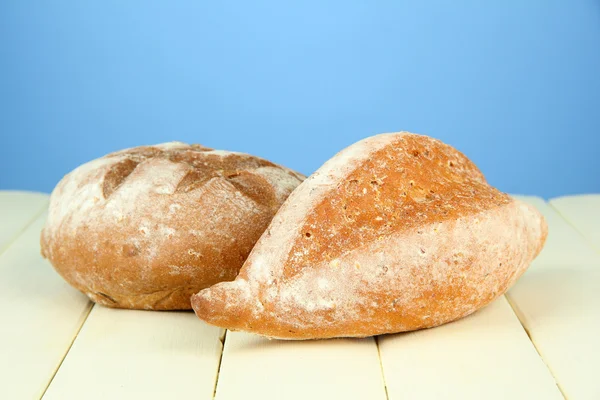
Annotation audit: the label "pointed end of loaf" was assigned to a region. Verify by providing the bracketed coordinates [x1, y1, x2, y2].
[191, 279, 254, 332]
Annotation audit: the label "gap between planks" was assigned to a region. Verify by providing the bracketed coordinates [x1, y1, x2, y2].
[374, 336, 390, 400]
[39, 303, 96, 400]
[548, 202, 600, 257]
[504, 295, 566, 399]
[502, 196, 566, 398]
[502, 195, 600, 399]
[212, 329, 228, 399]
[0, 200, 48, 257]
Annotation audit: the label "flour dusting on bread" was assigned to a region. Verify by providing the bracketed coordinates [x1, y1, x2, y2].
[245, 134, 399, 286]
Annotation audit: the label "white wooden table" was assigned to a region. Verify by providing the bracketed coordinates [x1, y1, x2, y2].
[1, 191, 598, 400]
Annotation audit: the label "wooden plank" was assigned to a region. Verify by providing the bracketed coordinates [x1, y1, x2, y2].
[507, 195, 600, 400]
[0, 211, 92, 400]
[378, 296, 562, 399]
[43, 307, 224, 400]
[0, 191, 48, 253]
[550, 194, 600, 252]
[215, 332, 387, 400]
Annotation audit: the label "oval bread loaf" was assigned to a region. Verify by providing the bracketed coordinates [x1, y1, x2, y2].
[41, 142, 304, 310]
[191, 132, 547, 339]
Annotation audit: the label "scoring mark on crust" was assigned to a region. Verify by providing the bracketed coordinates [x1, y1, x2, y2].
[227, 171, 278, 207]
[102, 158, 140, 199]
[175, 170, 212, 193]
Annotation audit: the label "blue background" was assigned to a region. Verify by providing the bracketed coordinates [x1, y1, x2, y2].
[1, 1, 599, 198]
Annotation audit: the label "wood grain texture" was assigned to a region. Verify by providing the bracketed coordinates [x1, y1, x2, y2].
[0, 191, 48, 253]
[0, 210, 92, 400]
[550, 194, 600, 252]
[43, 307, 224, 400]
[508, 195, 600, 400]
[214, 332, 387, 400]
[378, 296, 562, 399]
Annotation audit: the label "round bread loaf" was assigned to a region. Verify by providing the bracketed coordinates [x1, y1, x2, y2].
[41, 142, 304, 310]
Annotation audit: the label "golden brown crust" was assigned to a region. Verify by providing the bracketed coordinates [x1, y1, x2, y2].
[191, 132, 547, 339]
[285, 134, 511, 277]
[41, 142, 304, 310]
